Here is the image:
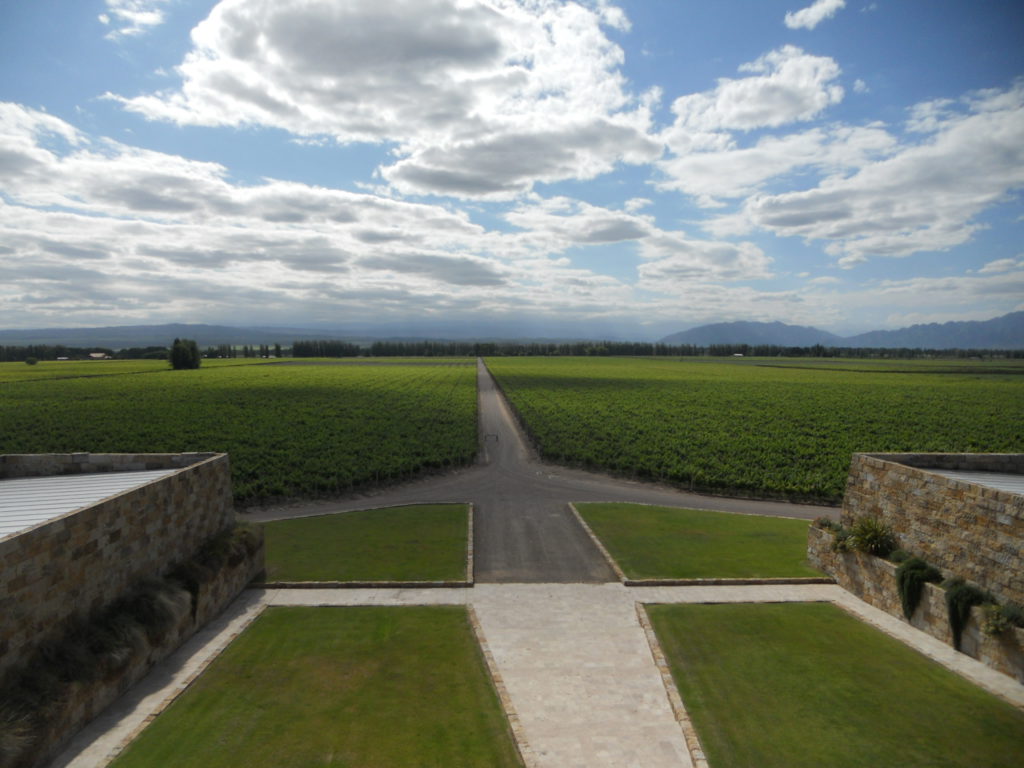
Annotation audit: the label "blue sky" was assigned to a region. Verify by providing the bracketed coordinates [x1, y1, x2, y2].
[1, 0, 1022, 339]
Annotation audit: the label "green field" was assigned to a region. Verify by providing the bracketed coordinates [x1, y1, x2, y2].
[263, 504, 469, 582]
[0, 361, 477, 504]
[647, 602, 1024, 768]
[575, 503, 819, 579]
[110, 606, 522, 768]
[488, 357, 1024, 502]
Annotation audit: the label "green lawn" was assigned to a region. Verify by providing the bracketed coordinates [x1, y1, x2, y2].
[111, 606, 522, 768]
[647, 602, 1024, 768]
[262, 504, 469, 582]
[575, 503, 820, 579]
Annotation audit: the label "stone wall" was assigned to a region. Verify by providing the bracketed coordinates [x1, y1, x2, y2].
[0, 453, 234, 681]
[808, 526, 1024, 683]
[17, 537, 264, 768]
[841, 453, 1024, 606]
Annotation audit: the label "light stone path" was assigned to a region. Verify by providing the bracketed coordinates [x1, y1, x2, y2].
[51, 583, 1024, 768]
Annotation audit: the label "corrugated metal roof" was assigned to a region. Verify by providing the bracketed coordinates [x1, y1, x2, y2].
[0, 469, 179, 540]
[928, 469, 1024, 496]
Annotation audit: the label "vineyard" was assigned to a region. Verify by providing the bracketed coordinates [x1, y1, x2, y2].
[486, 357, 1024, 503]
[0, 360, 477, 504]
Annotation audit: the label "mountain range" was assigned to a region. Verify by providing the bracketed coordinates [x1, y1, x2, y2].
[0, 312, 1021, 350]
[659, 312, 1024, 349]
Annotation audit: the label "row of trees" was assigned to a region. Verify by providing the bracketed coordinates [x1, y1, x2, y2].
[4, 339, 1022, 364]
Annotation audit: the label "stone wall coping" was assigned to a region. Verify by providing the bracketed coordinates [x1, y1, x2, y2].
[0, 452, 225, 479]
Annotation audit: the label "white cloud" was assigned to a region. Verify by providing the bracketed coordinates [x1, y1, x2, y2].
[733, 84, 1024, 261]
[99, 1, 172, 39]
[663, 46, 843, 137]
[853, 78, 869, 94]
[658, 123, 896, 206]
[107, 0, 660, 199]
[978, 257, 1024, 274]
[784, 0, 846, 31]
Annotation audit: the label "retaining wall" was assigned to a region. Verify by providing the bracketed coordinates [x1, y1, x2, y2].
[19, 537, 264, 768]
[841, 453, 1024, 606]
[0, 453, 233, 681]
[808, 526, 1024, 683]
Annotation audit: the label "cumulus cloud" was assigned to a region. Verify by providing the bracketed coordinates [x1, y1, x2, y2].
[658, 123, 896, 206]
[99, 0, 172, 39]
[107, 0, 660, 199]
[734, 84, 1024, 261]
[663, 46, 843, 138]
[784, 0, 846, 31]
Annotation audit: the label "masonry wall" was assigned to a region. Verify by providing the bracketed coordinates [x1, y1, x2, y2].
[0, 453, 234, 681]
[841, 453, 1024, 606]
[809, 526, 1024, 683]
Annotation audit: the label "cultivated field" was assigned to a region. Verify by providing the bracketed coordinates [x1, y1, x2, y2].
[487, 357, 1024, 502]
[0, 360, 477, 504]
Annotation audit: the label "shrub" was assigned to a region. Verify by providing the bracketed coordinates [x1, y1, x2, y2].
[813, 516, 842, 532]
[887, 548, 911, 564]
[24, 357, 38, 366]
[1003, 602, 1024, 629]
[895, 557, 943, 620]
[114, 579, 191, 644]
[830, 526, 852, 552]
[943, 578, 989, 651]
[846, 516, 897, 557]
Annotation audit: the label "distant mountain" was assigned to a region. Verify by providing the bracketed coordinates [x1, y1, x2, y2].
[843, 312, 1024, 349]
[658, 312, 1024, 350]
[0, 324, 353, 349]
[660, 321, 843, 347]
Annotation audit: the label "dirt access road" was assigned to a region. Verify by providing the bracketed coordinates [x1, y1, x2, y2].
[245, 359, 837, 583]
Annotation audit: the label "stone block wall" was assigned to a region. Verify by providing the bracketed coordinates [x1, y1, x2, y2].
[809, 526, 1024, 683]
[841, 453, 1024, 606]
[21, 536, 264, 768]
[0, 453, 234, 681]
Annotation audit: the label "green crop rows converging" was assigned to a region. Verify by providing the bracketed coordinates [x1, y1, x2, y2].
[486, 357, 1024, 503]
[0, 362, 477, 504]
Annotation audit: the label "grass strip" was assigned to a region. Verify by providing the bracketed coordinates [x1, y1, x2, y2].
[647, 602, 1024, 768]
[576, 503, 820, 579]
[262, 504, 468, 582]
[111, 606, 522, 768]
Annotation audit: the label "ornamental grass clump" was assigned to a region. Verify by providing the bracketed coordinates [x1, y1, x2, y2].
[895, 557, 943, 620]
[846, 516, 897, 557]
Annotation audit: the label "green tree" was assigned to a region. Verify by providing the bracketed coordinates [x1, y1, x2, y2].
[169, 338, 201, 370]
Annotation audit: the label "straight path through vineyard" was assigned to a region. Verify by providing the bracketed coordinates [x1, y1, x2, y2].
[247, 359, 835, 581]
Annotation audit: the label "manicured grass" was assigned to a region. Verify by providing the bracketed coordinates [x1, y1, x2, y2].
[647, 602, 1024, 768]
[111, 606, 522, 768]
[575, 503, 820, 579]
[262, 504, 469, 582]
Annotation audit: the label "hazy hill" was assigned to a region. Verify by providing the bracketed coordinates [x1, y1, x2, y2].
[843, 312, 1024, 349]
[659, 312, 1024, 349]
[0, 324, 352, 349]
[659, 321, 843, 347]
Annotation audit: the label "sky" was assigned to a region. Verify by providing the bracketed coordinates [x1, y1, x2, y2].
[1, 0, 1023, 339]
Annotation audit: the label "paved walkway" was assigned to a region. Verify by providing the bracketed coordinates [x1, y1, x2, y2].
[52, 583, 1024, 768]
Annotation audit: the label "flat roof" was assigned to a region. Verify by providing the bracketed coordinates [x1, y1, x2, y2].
[0, 469, 179, 540]
[927, 469, 1024, 496]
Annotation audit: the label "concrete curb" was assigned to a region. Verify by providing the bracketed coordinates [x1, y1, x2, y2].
[466, 604, 540, 768]
[625, 576, 835, 587]
[636, 603, 710, 768]
[567, 502, 627, 581]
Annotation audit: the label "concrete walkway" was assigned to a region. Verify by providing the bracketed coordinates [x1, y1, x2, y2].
[51, 583, 1024, 768]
